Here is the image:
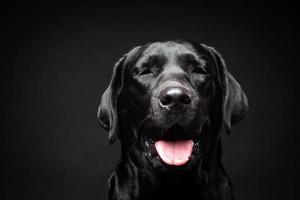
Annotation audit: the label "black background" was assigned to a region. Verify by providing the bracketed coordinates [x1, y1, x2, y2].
[3, 1, 298, 200]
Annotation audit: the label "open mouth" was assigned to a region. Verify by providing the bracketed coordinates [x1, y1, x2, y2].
[144, 124, 200, 166]
[154, 139, 194, 166]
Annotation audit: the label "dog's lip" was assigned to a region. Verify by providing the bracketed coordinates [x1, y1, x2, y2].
[143, 123, 201, 147]
[144, 138, 201, 168]
[142, 123, 202, 166]
[145, 138, 200, 149]
[144, 137, 201, 159]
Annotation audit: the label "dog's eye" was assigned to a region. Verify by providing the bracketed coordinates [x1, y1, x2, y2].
[139, 68, 153, 76]
[192, 66, 208, 74]
[133, 66, 154, 77]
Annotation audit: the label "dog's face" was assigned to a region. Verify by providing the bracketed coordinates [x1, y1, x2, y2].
[98, 41, 248, 172]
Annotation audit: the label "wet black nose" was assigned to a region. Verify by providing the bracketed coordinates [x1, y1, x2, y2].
[159, 87, 191, 109]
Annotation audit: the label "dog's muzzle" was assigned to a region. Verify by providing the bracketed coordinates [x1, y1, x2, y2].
[146, 81, 200, 166]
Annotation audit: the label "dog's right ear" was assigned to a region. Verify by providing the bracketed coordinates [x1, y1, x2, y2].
[97, 56, 126, 144]
[97, 46, 142, 144]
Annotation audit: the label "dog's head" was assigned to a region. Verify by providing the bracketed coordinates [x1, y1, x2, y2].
[98, 40, 248, 171]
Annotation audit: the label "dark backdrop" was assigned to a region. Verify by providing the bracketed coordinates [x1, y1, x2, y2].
[3, 2, 298, 200]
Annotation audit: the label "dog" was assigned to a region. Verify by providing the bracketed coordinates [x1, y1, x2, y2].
[97, 40, 248, 200]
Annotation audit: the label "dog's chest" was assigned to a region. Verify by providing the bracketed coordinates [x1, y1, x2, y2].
[139, 178, 203, 200]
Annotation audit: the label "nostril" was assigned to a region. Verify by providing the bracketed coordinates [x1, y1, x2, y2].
[180, 93, 191, 104]
[160, 94, 173, 106]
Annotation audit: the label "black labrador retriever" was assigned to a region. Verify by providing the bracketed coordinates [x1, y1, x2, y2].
[97, 40, 248, 200]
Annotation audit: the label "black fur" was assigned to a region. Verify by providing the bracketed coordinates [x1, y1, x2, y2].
[98, 40, 248, 200]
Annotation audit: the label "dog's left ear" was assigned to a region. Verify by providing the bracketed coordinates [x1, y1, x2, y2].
[202, 44, 249, 133]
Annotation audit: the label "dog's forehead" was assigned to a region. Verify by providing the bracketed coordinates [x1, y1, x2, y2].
[136, 41, 200, 65]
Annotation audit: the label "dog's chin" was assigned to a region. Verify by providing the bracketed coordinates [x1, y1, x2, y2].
[142, 124, 202, 172]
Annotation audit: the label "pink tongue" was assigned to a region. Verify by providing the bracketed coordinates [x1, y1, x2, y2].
[154, 140, 194, 166]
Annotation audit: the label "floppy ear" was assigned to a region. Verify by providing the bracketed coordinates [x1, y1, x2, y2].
[97, 46, 142, 144]
[202, 44, 249, 133]
[97, 56, 126, 144]
[224, 72, 249, 132]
